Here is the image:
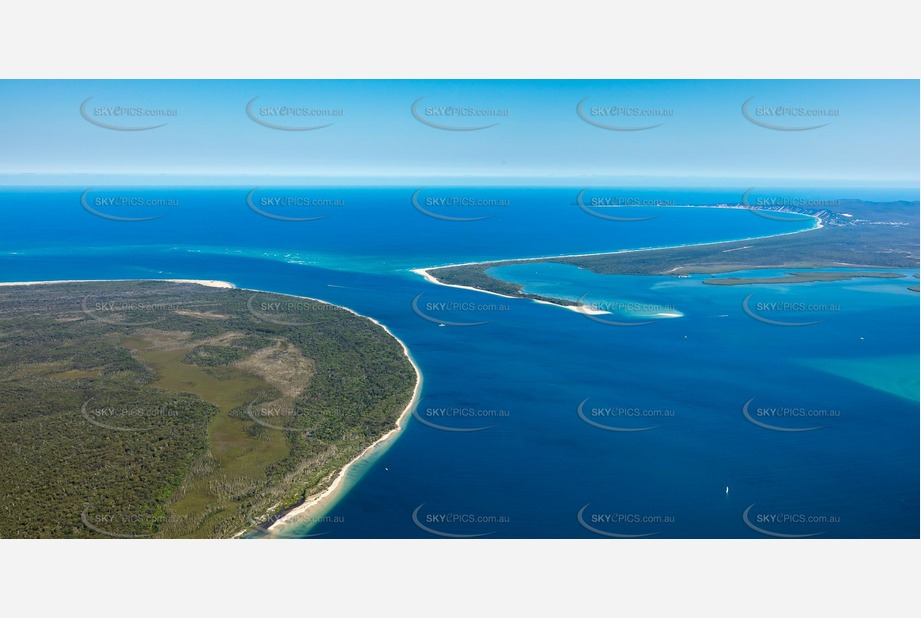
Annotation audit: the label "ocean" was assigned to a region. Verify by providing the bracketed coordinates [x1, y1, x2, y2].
[0, 186, 917, 538]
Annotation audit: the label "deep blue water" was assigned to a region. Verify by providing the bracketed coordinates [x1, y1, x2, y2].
[1, 186, 823, 272]
[0, 187, 917, 538]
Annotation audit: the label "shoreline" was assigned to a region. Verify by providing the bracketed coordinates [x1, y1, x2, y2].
[0, 277, 422, 539]
[250, 289, 423, 535]
[413, 213, 822, 274]
[410, 214, 823, 306]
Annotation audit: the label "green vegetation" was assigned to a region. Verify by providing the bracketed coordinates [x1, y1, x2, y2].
[426, 199, 919, 303]
[0, 281, 416, 538]
[701, 271, 905, 286]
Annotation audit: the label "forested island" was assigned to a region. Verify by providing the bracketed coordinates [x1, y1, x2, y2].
[0, 281, 417, 538]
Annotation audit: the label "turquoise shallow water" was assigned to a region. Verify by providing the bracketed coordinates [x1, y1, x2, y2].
[0, 186, 819, 274]
[0, 187, 917, 538]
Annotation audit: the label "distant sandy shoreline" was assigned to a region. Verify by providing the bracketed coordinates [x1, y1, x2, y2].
[410, 214, 823, 309]
[413, 214, 822, 275]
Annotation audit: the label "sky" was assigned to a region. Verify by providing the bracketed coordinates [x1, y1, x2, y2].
[0, 79, 917, 188]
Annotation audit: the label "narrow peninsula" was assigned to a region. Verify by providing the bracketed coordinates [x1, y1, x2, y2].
[416, 199, 920, 306]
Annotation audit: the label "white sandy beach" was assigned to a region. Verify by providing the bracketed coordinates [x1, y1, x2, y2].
[410, 267, 523, 302]
[532, 298, 610, 315]
[237, 288, 423, 535]
[413, 268, 616, 314]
